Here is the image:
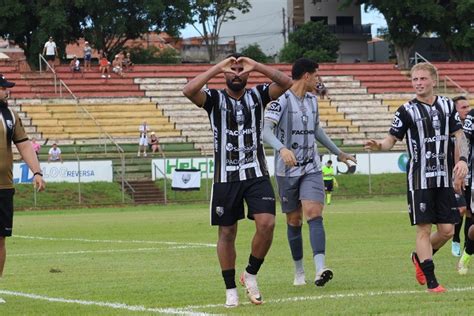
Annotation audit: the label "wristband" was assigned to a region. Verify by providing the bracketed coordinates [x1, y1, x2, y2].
[33, 172, 43, 177]
[460, 156, 468, 163]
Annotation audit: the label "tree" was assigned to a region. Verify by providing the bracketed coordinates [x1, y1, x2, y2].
[0, 0, 191, 68]
[279, 21, 339, 63]
[433, 0, 474, 61]
[190, 0, 251, 62]
[240, 43, 269, 63]
[78, 0, 191, 58]
[0, 1, 84, 67]
[342, 1, 442, 69]
[129, 46, 180, 64]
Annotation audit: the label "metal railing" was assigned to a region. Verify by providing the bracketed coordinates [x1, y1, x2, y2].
[443, 75, 468, 95]
[153, 162, 168, 204]
[39, 54, 78, 99]
[38, 53, 132, 200]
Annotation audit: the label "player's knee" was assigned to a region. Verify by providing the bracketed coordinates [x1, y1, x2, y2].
[256, 219, 275, 235]
[439, 226, 454, 239]
[218, 226, 237, 242]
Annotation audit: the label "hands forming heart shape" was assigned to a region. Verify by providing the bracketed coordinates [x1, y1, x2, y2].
[221, 56, 256, 76]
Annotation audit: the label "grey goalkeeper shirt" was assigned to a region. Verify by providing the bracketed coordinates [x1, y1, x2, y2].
[264, 90, 321, 177]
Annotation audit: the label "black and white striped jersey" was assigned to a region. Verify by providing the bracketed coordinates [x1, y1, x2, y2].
[462, 108, 474, 187]
[202, 84, 272, 183]
[389, 96, 462, 191]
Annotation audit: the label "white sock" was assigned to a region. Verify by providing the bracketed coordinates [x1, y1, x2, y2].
[294, 259, 304, 274]
[314, 254, 325, 274]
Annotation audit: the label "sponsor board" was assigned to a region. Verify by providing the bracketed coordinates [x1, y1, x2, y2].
[13, 161, 113, 183]
[151, 152, 407, 179]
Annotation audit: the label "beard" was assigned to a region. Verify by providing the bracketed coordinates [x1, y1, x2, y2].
[226, 77, 247, 92]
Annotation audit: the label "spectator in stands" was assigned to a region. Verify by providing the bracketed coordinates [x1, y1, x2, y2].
[83, 41, 92, 72]
[123, 52, 133, 72]
[138, 121, 148, 157]
[182, 53, 292, 307]
[99, 52, 110, 78]
[112, 55, 124, 77]
[69, 55, 81, 76]
[48, 142, 62, 162]
[0, 74, 45, 304]
[31, 137, 41, 157]
[315, 75, 329, 100]
[42, 36, 58, 71]
[148, 132, 165, 157]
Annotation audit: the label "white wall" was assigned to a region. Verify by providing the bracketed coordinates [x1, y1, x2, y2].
[219, 0, 287, 57]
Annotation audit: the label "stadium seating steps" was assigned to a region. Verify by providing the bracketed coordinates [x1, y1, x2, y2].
[6, 61, 474, 165]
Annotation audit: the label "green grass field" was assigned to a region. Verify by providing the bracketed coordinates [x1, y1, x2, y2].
[1, 197, 472, 315]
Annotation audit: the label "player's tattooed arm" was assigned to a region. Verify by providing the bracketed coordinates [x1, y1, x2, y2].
[455, 129, 469, 161]
[453, 129, 469, 179]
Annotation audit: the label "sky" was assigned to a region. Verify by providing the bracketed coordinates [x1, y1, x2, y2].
[179, 6, 388, 38]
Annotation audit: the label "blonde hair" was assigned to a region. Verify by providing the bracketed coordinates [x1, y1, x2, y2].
[410, 62, 438, 80]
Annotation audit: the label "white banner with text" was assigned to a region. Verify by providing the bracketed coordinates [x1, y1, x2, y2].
[13, 160, 114, 183]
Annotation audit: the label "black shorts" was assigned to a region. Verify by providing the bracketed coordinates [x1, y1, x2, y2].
[0, 189, 15, 237]
[324, 179, 334, 192]
[407, 188, 459, 225]
[210, 176, 275, 226]
[45, 54, 55, 61]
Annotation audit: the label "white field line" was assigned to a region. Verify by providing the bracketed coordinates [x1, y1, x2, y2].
[0, 290, 214, 316]
[9, 246, 204, 257]
[14, 235, 215, 248]
[181, 286, 474, 310]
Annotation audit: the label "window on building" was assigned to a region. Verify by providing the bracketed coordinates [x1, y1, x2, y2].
[336, 16, 353, 26]
[310, 16, 328, 25]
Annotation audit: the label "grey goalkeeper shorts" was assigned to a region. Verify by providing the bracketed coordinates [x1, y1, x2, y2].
[276, 171, 325, 213]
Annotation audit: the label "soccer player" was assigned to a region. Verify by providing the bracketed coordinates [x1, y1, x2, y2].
[263, 58, 356, 287]
[457, 97, 474, 274]
[364, 62, 469, 292]
[182, 54, 292, 307]
[322, 160, 335, 205]
[451, 96, 472, 257]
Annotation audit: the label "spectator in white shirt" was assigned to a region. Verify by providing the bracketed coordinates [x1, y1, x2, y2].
[48, 143, 62, 162]
[42, 36, 58, 71]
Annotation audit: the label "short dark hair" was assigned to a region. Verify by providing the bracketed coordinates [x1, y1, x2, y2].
[453, 95, 467, 103]
[327, 160, 332, 164]
[226, 53, 244, 59]
[292, 58, 319, 80]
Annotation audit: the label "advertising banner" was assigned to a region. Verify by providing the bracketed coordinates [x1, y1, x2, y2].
[13, 160, 114, 183]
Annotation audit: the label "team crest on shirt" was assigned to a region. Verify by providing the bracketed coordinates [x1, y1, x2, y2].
[420, 203, 426, 213]
[6, 119, 13, 130]
[216, 206, 224, 217]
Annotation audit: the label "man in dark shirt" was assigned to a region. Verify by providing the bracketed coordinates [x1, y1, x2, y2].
[364, 62, 468, 292]
[183, 54, 291, 307]
[0, 74, 45, 303]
